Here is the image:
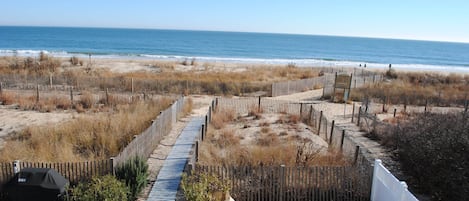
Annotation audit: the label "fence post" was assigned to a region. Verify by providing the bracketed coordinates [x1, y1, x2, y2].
[211, 100, 215, 112]
[300, 103, 303, 117]
[317, 111, 323, 135]
[353, 146, 360, 165]
[340, 130, 345, 151]
[70, 87, 73, 104]
[13, 160, 20, 174]
[106, 88, 109, 105]
[393, 108, 397, 118]
[308, 105, 313, 123]
[201, 125, 205, 141]
[329, 120, 335, 145]
[258, 96, 261, 112]
[357, 106, 362, 126]
[49, 74, 53, 88]
[110, 157, 115, 175]
[36, 84, 39, 103]
[131, 78, 134, 94]
[205, 115, 208, 134]
[215, 98, 219, 111]
[351, 103, 355, 123]
[0, 82, 3, 95]
[279, 165, 286, 201]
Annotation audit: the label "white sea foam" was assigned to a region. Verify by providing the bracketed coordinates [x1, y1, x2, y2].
[1, 49, 468, 73]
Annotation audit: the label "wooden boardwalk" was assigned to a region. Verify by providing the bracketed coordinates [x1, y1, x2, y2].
[147, 117, 204, 201]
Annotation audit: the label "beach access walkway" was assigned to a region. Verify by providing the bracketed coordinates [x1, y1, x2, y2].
[147, 116, 204, 201]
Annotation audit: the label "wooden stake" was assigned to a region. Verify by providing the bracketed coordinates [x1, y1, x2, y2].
[201, 125, 205, 141]
[329, 120, 335, 144]
[357, 106, 362, 126]
[258, 96, 261, 112]
[36, 84, 39, 103]
[353, 146, 360, 165]
[106, 88, 109, 105]
[70, 87, 73, 103]
[49, 74, 53, 88]
[340, 130, 345, 150]
[317, 111, 323, 135]
[195, 141, 199, 162]
[131, 78, 134, 94]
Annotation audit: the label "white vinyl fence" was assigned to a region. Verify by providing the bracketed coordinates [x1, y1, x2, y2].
[371, 159, 418, 201]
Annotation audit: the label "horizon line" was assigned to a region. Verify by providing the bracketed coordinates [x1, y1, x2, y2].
[1, 24, 469, 45]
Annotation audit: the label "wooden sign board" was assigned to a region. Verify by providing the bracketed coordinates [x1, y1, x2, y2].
[335, 74, 352, 89]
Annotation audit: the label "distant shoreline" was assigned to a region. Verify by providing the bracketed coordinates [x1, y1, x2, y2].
[1, 51, 469, 74]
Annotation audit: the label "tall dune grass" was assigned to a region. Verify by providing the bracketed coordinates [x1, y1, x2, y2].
[351, 72, 469, 106]
[199, 109, 348, 167]
[0, 98, 173, 162]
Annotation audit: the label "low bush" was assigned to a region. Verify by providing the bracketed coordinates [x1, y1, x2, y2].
[115, 156, 149, 201]
[395, 113, 469, 201]
[68, 175, 129, 201]
[181, 172, 230, 201]
[366, 112, 469, 200]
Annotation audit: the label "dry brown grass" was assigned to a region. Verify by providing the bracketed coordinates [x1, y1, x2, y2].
[1, 56, 322, 96]
[200, 110, 349, 167]
[248, 104, 263, 119]
[210, 109, 236, 129]
[0, 91, 16, 105]
[351, 77, 469, 107]
[0, 98, 173, 162]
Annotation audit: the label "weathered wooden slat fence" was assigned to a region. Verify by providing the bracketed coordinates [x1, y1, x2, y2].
[196, 165, 371, 201]
[322, 74, 383, 99]
[113, 96, 185, 166]
[0, 96, 186, 192]
[0, 159, 112, 192]
[192, 98, 379, 200]
[271, 68, 381, 97]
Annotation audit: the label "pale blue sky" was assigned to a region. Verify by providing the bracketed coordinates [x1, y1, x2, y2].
[1, 0, 468, 43]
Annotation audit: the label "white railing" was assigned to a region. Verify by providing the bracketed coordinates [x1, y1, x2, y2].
[371, 159, 419, 201]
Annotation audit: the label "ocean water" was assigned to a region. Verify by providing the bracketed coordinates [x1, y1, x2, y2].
[1, 26, 469, 72]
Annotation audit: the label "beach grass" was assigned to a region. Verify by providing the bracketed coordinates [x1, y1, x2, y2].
[199, 108, 348, 167]
[351, 71, 469, 106]
[0, 97, 173, 162]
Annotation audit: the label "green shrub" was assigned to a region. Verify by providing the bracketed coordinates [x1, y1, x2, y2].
[69, 175, 129, 201]
[115, 156, 149, 200]
[396, 113, 469, 201]
[181, 171, 230, 201]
